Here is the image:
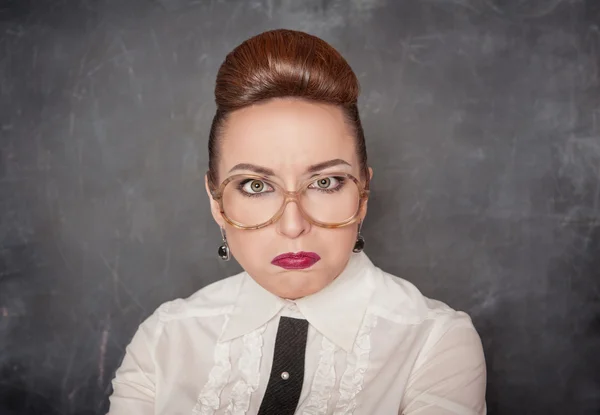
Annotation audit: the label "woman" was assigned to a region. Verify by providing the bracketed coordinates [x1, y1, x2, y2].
[108, 29, 486, 415]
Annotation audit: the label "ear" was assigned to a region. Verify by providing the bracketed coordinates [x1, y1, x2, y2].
[359, 167, 374, 221]
[205, 174, 226, 228]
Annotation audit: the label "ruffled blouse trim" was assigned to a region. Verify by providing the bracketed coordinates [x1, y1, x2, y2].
[192, 315, 232, 415]
[225, 324, 267, 415]
[302, 336, 337, 415]
[334, 313, 378, 415]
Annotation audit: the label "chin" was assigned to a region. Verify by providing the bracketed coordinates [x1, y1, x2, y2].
[279, 278, 324, 299]
[279, 289, 314, 300]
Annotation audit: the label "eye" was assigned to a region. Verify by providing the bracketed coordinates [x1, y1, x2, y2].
[241, 179, 272, 195]
[309, 176, 343, 191]
[316, 177, 331, 188]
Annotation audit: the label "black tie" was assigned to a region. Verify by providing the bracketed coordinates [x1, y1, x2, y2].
[258, 316, 309, 415]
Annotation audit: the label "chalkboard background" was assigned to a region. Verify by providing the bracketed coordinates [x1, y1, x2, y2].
[1, 0, 599, 414]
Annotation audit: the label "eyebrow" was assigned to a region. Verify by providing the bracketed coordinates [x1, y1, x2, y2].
[228, 158, 352, 176]
[306, 158, 352, 174]
[227, 163, 275, 176]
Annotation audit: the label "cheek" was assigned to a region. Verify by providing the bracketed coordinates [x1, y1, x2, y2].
[226, 228, 264, 260]
[322, 226, 357, 248]
[321, 227, 357, 266]
[225, 227, 278, 278]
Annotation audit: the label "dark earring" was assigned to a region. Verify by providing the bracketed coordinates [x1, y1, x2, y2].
[218, 227, 230, 261]
[353, 221, 365, 253]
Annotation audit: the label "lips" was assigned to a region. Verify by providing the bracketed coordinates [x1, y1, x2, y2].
[271, 251, 321, 270]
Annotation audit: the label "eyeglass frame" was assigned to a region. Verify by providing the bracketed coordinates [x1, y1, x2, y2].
[209, 172, 370, 230]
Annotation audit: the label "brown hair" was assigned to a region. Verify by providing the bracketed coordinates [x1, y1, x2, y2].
[207, 29, 369, 190]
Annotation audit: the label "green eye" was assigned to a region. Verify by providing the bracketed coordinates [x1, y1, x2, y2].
[250, 180, 264, 192]
[317, 178, 331, 188]
[237, 178, 273, 197]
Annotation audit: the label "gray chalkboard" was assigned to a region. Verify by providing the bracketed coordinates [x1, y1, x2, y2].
[1, 0, 599, 414]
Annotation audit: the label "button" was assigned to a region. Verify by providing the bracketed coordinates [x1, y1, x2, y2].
[281, 371, 290, 380]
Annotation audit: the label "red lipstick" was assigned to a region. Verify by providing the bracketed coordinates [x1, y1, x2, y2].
[271, 251, 321, 270]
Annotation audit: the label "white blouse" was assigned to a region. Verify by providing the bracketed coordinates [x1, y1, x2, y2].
[107, 252, 487, 415]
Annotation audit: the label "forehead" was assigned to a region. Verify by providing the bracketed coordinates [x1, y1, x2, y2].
[219, 98, 358, 177]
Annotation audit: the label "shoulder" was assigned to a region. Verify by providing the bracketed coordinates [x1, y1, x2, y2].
[124, 272, 245, 351]
[150, 271, 246, 323]
[368, 266, 484, 371]
[368, 265, 477, 334]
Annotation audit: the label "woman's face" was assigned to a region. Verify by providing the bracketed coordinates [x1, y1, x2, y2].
[205, 98, 372, 299]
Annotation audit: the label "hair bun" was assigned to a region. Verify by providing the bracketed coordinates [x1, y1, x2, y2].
[214, 29, 360, 111]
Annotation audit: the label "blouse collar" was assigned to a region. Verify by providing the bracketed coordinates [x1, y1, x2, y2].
[220, 251, 376, 352]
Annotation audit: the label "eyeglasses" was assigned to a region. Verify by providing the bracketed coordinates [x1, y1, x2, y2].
[209, 172, 369, 230]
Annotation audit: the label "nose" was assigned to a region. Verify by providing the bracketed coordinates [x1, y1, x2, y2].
[275, 199, 310, 239]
